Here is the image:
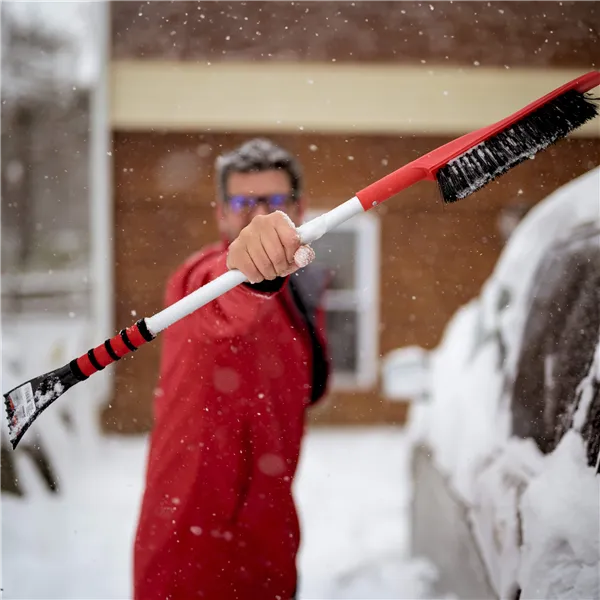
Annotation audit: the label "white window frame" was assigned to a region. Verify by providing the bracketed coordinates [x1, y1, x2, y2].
[305, 208, 380, 391]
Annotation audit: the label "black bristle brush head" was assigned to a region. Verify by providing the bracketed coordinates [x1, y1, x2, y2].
[436, 90, 599, 204]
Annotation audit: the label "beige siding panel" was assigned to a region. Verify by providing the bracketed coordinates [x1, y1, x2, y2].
[111, 62, 600, 137]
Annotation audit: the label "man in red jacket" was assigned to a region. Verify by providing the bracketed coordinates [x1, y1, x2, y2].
[133, 139, 330, 600]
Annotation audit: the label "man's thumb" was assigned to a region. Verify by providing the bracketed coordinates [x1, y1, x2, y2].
[293, 245, 315, 268]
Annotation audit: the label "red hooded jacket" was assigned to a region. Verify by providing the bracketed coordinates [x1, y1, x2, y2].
[133, 242, 330, 600]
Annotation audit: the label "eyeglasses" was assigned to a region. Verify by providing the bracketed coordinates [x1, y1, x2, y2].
[225, 193, 294, 213]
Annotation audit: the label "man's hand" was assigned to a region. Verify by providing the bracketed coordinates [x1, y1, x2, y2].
[226, 211, 315, 284]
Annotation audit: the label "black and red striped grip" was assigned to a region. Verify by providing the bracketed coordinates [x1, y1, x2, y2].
[70, 319, 155, 380]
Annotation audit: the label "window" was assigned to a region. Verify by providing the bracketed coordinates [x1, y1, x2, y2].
[305, 209, 380, 390]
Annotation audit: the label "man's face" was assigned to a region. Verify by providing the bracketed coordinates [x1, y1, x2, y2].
[217, 169, 303, 242]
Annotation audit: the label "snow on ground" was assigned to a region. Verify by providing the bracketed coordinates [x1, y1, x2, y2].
[1, 426, 436, 599]
[2, 436, 144, 600]
[295, 428, 436, 599]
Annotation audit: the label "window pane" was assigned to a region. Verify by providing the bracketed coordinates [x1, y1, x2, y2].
[311, 230, 356, 290]
[325, 309, 358, 373]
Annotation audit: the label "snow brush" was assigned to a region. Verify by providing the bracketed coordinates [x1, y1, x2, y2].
[4, 70, 599, 449]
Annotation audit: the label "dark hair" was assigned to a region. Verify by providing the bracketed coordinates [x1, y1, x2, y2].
[215, 138, 303, 201]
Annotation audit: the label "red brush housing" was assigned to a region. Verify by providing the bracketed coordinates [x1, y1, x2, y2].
[356, 70, 600, 210]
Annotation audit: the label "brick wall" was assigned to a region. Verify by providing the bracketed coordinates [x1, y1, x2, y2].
[105, 131, 600, 432]
[111, 1, 598, 68]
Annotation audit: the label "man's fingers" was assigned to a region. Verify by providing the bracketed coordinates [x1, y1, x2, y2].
[260, 230, 290, 275]
[247, 237, 278, 280]
[273, 211, 301, 264]
[234, 248, 263, 283]
[226, 238, 263, 283]
[226, 212, 307, 282]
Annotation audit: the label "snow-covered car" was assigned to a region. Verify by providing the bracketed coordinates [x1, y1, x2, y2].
[385, 167, 600, 599]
